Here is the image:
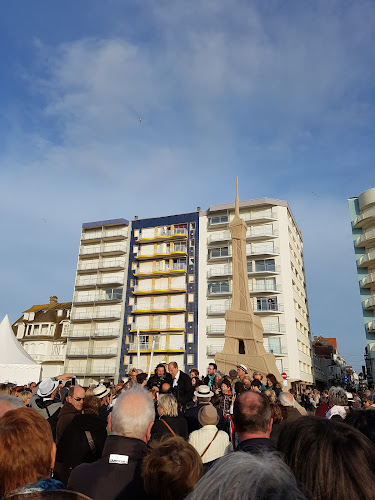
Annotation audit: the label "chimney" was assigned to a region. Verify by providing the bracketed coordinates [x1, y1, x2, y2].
[134, 216, 138, 220]
[50, 295, 58, 306]
[197, 206, 201, 212]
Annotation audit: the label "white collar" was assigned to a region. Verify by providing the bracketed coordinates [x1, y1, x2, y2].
[173, 370, 181, 386]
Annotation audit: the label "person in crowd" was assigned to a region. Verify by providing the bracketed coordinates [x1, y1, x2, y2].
[159, 381, 172, 394]
[269, 403, 283, 441]
[56, 386, 86, 443]
[191, 376, 203, 389]
[352, 395, 362, 410]
[0, 393, 24, 417]
[68, 385, 155, 500]
[0, 407, 64, 497]
[217, 378, 233, 417]
[189, 405, 229, 469]
[242, 375, 252, 391]
[250, 379, 262, 393]
[30, 379, 63, 441]
[55, 396, 108, 485]
[266, 373, 282, 397]
[168, 361, 194, 408]
[151, 393, 188, 441]
[128, 368, 138, 382]
[232, 391, 275, 454]
[0, 383, 11, 395]
[28, 381, 37, 394]
[234, 364, 247, 394]
[143, 436, 203, 500]
[326, 386, 348, 420]
[17, 389, 32, 406]
[278, 392, 303, 422]
[252, 371, 266, 391]
[345, 409, 375, 445]
[228, 369, 238, 385]
[185, 385, 225, 434]
[364, 389, 373, 400]
[58, 381, 71, 405]
[262, 388, 277, 404]
[186, 451, 306, 500]
[92, 384, 111, 422]
[315, 394, 329, 417]
[189, 368, 200, 379]
[362, 396, 375, 409]
[136, 372, 148, 386]
[204, 363, 217, 388]
[147, 363, 173, 390]
[277, 416, 375, 500]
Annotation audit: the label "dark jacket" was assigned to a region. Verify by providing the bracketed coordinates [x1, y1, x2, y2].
[147, 372, 173, 390]
[67, 435, 149, 500]
[172, 371, 194, 407]
[56, 401, 81, 443]
[237, 437, 275, 455]
[184, 402, 225, 434]
[30, 394, 62, 442]
[55, 413, 108, 485]
[151, 415, 188, 441]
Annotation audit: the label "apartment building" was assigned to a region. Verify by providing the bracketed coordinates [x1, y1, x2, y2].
[119, 213, 199, 381]
[348, 187, 375, 385]
[65, 219, 129, 384]
[198, 198, 313, 385]
[66, 197, 313, 385]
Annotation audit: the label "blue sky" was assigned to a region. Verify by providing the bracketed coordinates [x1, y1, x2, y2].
[1, 1, 374, 372]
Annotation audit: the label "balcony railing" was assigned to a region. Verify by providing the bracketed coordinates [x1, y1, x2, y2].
[207, 283, 231, 295]
[81, 229, 128, 240]
[264, 345, 287, 355]
[130, 322, 185, 332]
[249, 283, 282, 293]
[134, 263, 187, 274]
[132, 303, 186, 313]
[79, 245, 127, 256]
[262, 323, 286, 333]
[247, 245, 279, 256]
[76, 276, 124, 287]
[356, 229, 375, 247]
[243, 210, 278, 222]
[253, 303, 283, 313]
[128, 343, 185, 351]
[207, 304, 230, 315]
[133, 284, 187, 293]
[207, 232, 231, 244]
[67, 346, 118, 356]
[367, 321, 375, 332]
[207, 266, 232, 278]
[248, 264, 281, 274]
[353, 207, 375, 228]
[207, 324, 226, 334]
[139, 228, 188, 240]
[207, 345, 224, 355]
[71, 310, 121, 320]
[69, 328, 121, 338]
[357, 251, 375, 267]
[70, 366, 116, 375]
[361, 274, 375, 288]
[364, 296, 375, 310]
[247, 229, 278, 239]
[31, 353, 65, 362]
[73, 292, 123, 303]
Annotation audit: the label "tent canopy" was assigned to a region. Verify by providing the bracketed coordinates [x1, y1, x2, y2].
[0, 315, 41, 385]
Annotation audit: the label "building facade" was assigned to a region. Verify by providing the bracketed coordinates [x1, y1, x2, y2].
[12, 296, 71, 379]
[348, 187, 375, 386]
[66, 197, 313, 385]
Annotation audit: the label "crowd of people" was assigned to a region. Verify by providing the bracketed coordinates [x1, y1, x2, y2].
[1, 361, 375, 499]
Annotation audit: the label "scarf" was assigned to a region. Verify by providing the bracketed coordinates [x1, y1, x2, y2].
[6, 477, 64, 497]
[207, 374, 216, 388]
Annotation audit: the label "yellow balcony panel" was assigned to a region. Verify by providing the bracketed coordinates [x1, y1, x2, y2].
[128, 343, 185, 353]
[135, 251, 188, 261]
[133, 286, 187, 295]
[134, 268, 187, 278]
[132, 305, 186, 314]
[137, 230, 188, 243]
[130, 323, 185, 333]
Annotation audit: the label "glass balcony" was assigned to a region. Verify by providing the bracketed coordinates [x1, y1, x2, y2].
[73, 291, 123, 304]
[363, 296, 375, 310]
[353, 207, 375, 228]
[355, 229, 375, 248]
[71, 310, 121, 321]
[357, 251, 375, 268]
[208, 248, 232, 261]
[207, 232, 231, 244]
[133, 283, 187, 295]
[77, 262, 100, 272]
[264, 344, 287, 355]
[130, 323, 185, 332]
[69, 328, 121, 338]
[31, 353, 65, 362]
[207, 345, 223, 355]
[136, 246, 188, 260]
[99, 260, 125, 270]
[246, 228, 278, 240]
[207, 266, 232, 278]
[253, 302, 283, 313]
[243, 210, 278, 224]
[207, 216, 229, 229]
[366, 321, 375, 333]
[134, 262, 187, 277]
[207, 324, 226, 335]
[248, 263, 281, 275]
[207, 304, 230, 315]
[132, 303, 186, 314]
[249, 283, 282, 294]
[262, 323, 286, 334]
[81, 228, 128, 241]
[247, 245, 279, 257]
[207, 282, 231, 296]
[75, 276, 124, 289]
[360, 274, 375, 289]
[137, 227, 188, 243]
[127, 343, 185, 352]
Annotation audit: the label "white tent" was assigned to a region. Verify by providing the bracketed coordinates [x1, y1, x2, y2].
[0, 315, 41, 385]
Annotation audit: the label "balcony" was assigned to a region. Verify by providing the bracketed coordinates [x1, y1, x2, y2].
[264, 345, 287, 355]
[137, 228, 188, 243]
[31, 353, 65, 363]
[248, 264, 281, 276]
[134, 263, 187, 277]
[135, 246, 188, 260]
[353, 207, 375, 228]
[360, 274, 375, 289]
[355, 229, 375, 248]
[262, 323, 286, 334]
[207, 304, 230, 315]
[208, 232, 231, 244]
[247, 245, 279, 257]
[208, 248, 232, 261]
[249, 283, 282, 294]
[98, 260, 125, 271]
[79, 245, 127, 258]
[207, 283, 231, 296]
[132, 303, 186, 314]
[253, 302, 283, 313]
[207, 266, 232, 278]
[367, 321, 375, 333]
[133, 283, 187, 295]
[246, 229, 278, 240]
[207, 217, 229, 229]
[71, 366, 116, 375]
[207, 344, 223, 355]
[75, 276, 124, 289]
[243, 210, 278, 224]
[71, 310, 121, 322]
[128, 343, 185, 353]
[363, 296, 375, 311]
[207, 324, 226, 335]
[130, 323, 185, 333]
[73, 292, 123, 305]
[357, 252, 375, 268]
[81, 228, 128, 242]
[69, 328, 121, 339]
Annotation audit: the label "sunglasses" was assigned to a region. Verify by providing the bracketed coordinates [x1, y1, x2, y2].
[73, 397, 85, 402]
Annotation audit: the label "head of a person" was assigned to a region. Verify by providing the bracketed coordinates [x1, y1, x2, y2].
[0, 394, 24, 417]
[229, 369, 237, 381]
[0, 383, 10, 395]
[36, 379, 59, 400]
[157, 393, 178, 417]
[160, 382, 172, 394]
[237, 364, 248, 380]
[198, 405, 219, 427]
[155, 364, 166, 378]
[279, 392, 295, 407]
[110, 385, 155, 442]
[277, 416, 375, 500]
[207, 363, 217, 376]
[253, 371, 263, 382]
[362, 396, 372, 408]
[270, 403, 283, 424]
[232, 391, 272, 438]
[266, 373, 277, 387]
[328, 386, 347, 407]
[364, 389, 372, 398]
[129, 368, 138, 381]
[82, 396, 101, 416]
[215, 371, 223, 384]
[28, 382, 37, 394]
[66, 385, 86, 411]
[345, 409, 375, 445]
[186, 452, 306, 500]
[243, 375, 252, 389]
[136, 373, 148, 386]
[262, 389, 277, 404]
[194, 385, 213, 403]
[0, 407, 56, 498]
[17, 390, 32, 406]
[143, 436, 203, 500]
[250, 379, 262, 393]
[190, 368, 199, 379]
[168, 361, 179, 379]
[191, 376, 202, 388]
[220, 378, 232, 394]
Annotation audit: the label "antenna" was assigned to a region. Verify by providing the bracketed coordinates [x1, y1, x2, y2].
[235, 176, 240, 218]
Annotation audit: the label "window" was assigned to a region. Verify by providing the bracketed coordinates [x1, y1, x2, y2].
[239, 340, 245, 354]
[134, 230, 139, 237]
[33, 325, 40, 335]
[254, 259, 276, 272]
[188, 293, 194, 303]
[188, 313, 194, 322]
[187, 333, 194, 343]
[210, 247, 229, 258]
[187, 355, 194, 365]
[190, 239, 195, 247]
[188, 275, 194, 283]
[256, 297, 277, 311]
[127, 316, 133, 325]
[174, 242, 187, 252]
[208, 280, 230, 294]
[129, 297, 134, 306]
[190, 223, 196, 230]
[210, 215, 228, 225]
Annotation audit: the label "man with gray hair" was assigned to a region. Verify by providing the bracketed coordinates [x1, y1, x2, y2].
[68, 385, 155, 499]
[0, 394, 24, 417]
[278, 392, 304, 422]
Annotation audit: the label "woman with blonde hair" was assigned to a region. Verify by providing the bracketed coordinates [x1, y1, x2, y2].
[151, 393, 188, 441]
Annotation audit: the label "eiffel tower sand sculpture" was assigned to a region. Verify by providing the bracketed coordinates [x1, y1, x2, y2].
[215, 178, 283, 381]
